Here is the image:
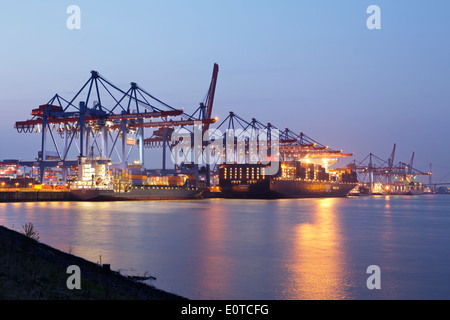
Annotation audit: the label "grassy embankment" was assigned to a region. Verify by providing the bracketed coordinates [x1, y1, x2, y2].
[0, 224, 185, 300]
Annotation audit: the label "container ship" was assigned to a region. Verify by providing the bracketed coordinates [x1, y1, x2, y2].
[69, 157, 205, 201]
[70, 184, 205, 201]
[218, 161, 357, 199]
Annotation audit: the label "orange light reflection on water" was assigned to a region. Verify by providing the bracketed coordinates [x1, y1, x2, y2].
[287, 198, 348, 300]
[194, 199, 233, 299]
[69, 202, 117, 264]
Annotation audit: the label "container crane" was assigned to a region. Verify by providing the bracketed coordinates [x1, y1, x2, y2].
[350, 143, 431, 194]
[14, 68, 217, 183]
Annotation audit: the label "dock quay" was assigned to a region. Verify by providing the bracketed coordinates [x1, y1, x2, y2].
[0, 190, 71, 202]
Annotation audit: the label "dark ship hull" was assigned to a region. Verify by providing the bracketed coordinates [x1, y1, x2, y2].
[270, 179, 356, 198]
[219, 163, 357, 199]
[220, 178, 356, 199]
[70, 185, 204, 201]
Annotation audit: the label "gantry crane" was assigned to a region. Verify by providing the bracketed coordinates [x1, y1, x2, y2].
[202, 110, 353, 175]
[14, 66, 218, 183]
[350, 143, 431, 193]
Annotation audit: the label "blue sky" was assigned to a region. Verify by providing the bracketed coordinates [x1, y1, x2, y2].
[0, 1, 449, 179]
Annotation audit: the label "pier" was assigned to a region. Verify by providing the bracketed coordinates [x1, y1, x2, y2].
[0, 189, 71, 202]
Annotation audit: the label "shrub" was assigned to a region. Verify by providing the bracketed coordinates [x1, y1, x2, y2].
[22, 222, 40, 241]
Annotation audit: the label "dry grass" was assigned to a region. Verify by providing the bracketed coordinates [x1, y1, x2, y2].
[0, 225, 185, 300]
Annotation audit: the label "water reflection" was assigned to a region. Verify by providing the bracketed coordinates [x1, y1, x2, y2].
[287, 198, 348, 299]
[193, 199, 232, 299]
[2, 196, 450, 299]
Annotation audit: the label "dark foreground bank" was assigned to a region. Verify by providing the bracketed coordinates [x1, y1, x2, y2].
[0, 225, 185, 300]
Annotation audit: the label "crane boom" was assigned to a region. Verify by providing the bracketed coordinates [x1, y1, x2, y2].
[204, 63, 219, 132]
[125, 118, 216, 129]
[409, 152, 415, 173]
[389, 143, 396, 168]
[15, 110, 183, 129]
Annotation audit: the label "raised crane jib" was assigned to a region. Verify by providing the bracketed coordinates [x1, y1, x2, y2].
[203, 63, 219, 132]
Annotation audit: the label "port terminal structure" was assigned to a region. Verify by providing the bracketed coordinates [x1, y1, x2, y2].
[205, 111, 353, 171]
[14, 65, 219, 185]
[12, 64, 355, 190]
[348, 143, 432, 194]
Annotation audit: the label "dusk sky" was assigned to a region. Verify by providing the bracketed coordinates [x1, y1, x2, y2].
[0, 1, 449, 180]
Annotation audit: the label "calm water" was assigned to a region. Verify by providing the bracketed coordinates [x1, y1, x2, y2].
[1, 195, 450, 300]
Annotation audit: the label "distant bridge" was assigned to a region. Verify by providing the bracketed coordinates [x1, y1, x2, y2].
[424, 182, 450, 187]
[424, 182, 450, 192]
